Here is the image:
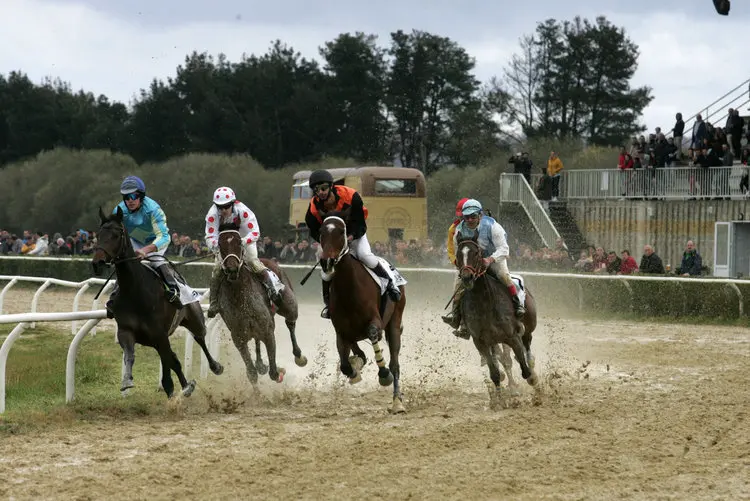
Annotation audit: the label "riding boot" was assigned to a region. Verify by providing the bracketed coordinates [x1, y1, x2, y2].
[509, 285, 526, 318]
[372, 262, 402, 303]
[158, 265, 183, 308]
[207, 268, 223, 318]
[441, 297, 470, 340]
[105, 283, 119, 319]
[320, 280, 331, 319]
[260, 269, 282, 303]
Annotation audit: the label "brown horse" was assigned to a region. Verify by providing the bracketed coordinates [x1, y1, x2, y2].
[318, 212, 407, 414]
[215, 223, 306, 386]
[455, 233, 540, 408]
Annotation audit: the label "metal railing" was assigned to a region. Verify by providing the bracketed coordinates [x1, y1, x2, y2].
[499, 173, 562, 248]
[562, 166, 750, 200]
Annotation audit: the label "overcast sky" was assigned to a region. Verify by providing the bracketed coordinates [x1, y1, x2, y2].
[2, 0, 747, 132]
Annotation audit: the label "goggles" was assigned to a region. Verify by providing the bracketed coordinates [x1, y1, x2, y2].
[122, 193, 140, 202]
[313, 184, 331, 194]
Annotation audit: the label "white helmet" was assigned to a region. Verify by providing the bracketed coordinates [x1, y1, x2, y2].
[213, 187, 236, 205]
[461, 198, 483, 216]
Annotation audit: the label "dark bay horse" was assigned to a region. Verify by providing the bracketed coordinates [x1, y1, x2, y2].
[216, 223, 307, 386]
[92, 207, 224, 399]
[455, 233, 540, 409]
[318, 212, 407, 414]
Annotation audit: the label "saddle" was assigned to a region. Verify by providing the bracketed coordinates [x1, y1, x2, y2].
[351, 255, 408, 296]
[140, 262, 201, 305]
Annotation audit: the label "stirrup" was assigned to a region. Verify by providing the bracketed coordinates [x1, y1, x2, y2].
[320, 306, 330, 319]
[453, 327, 471, 340]
[105, 301, 115, 319]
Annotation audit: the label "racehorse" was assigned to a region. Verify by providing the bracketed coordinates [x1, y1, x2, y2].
[455, 233, 540, 408]
[216, 222, 307, 386]
[318, 210, 407, 414]
[92, 207, 224, 399]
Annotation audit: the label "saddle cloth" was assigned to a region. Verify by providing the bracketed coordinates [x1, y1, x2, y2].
[510, 273, 526, 305]
[358, 256, 408, 296]
[140, 262, 201, 305]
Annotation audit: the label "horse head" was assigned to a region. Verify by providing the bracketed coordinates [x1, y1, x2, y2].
[456, 230, 485, 290]
[217, 222, 244, 281]
[318, 208, 351, 275]
[92, 206, 129, 275]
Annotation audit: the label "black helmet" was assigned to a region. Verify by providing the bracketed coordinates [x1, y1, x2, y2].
[309, 169, 334, 188]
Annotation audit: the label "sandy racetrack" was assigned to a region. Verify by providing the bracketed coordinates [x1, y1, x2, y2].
[1, 286, 749, 500]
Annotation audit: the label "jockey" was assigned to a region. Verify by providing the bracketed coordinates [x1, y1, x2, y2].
[442, 197, 469, 336]
[304, 169, 401, 319]
[442, 198, 525, 333]
[204, 187, 285, 318]
[105, 175, 180, 318]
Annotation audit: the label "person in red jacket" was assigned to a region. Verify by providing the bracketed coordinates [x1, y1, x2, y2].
[619, 249, 639, 275]
[618, 145, 635, 198]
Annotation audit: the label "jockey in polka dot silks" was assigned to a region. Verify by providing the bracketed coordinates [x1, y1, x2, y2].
[204, 187, 285, 318]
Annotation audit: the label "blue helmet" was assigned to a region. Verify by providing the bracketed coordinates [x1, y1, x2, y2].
[461, 198, 483, 216]
[120, 176, 146, 195]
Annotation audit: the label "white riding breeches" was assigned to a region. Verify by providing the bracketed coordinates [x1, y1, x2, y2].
[349, 234, 379, 268]
[131, 238, 168, 269]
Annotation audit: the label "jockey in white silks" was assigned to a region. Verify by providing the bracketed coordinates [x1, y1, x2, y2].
[204, 186, 284, 318]
[441, 198, 525, 337]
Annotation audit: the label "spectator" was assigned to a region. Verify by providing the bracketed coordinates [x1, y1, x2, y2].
[673, 112, 685, 160]
[278, 238, 297, 263]
[691, 114, 707, 150]
[729, 108, 744, 158]
[27, 233, 49, 256]
[508, 152, 532, 185]
[617, 145, 634, 198]
[573, 250, 593, 272]
[639, 245, 665, 274]
[619, 249, 638, 275]
[547, 151, 564, 201]
[293, 239, 315, 263]
[605, 251, 621, 275]
[677, 240, 702, 276]
[167, 233, 180, 256]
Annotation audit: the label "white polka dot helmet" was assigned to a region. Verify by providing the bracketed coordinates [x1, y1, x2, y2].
[213, 187, 236, 205]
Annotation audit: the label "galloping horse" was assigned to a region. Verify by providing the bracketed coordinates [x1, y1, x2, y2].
[92, 207, 224, 398]
[216, 222, 307, 386]
[455, 233, 540, 408]
[318, 210, 407, 414]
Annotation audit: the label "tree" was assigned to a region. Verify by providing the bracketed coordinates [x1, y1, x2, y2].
[385, 30, 484, 174]
[500, 16, 652, 146]
[320, 33, 389, 163]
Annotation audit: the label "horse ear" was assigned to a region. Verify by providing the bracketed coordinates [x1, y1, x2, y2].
[98, 206, 107, 224]
[115, 206, 124, 222]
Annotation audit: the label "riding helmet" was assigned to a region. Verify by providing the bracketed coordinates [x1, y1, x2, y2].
[461, 199, 483, 216]
[455, 197, 469, 218]
[213, 187, 236, 205]
[308, 169, 334, 188]
[120, 176, 146, 195]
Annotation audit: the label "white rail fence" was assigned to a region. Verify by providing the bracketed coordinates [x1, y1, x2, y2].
[2, 266, 750, 413]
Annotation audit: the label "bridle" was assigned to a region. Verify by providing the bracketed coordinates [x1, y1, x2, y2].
[94, 222, 128, 264]
[320, 216, 349, 274]
[457, 239, 487, 281]
[217, 229, 246, 277]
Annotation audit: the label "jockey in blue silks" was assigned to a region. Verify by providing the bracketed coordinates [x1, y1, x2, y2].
[105, 176, 182, 318]
[442, 198, 525, 336]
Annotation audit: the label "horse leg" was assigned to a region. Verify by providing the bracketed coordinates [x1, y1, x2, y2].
[155, 344, 176, 399]
[180, 302, 224, 376]
[168, 346, 196, 397]
[473, 338, 507, 410]
[233, 336, 259, 386]
[286, 319, 307, 367]
[386, 321, 405, 414]
[367, 323, 393, 387]
[522, 329, 535, 372]
[117, 329, 136, 394]
[263, 335, 285, 384]
[507, 329, 537, 386]
[349, 343, 368, 372]
[336, 336, 360, 384]
[499, 344, 521, 396]
[254, 339, 268, 375]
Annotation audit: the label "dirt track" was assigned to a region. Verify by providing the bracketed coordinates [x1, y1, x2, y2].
[1, 287, 749, 500]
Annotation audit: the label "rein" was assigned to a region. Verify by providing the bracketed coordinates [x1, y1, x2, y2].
[320, 216, 350, 272]
[217, 229, 248, 277]
[458, 240, 488, 280]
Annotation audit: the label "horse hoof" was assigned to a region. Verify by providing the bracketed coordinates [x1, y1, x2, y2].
[389, 397, 406, 414]
[294, 355, 308, 367]
[256, 362, 269, 376]
[211, 362, 224, 376]
[181, 380, 196, 398]
[379, 372, 394, 387]
[120, 388, 131, 398]
[120, 379, 134, 392]
[349, 355, 364, 372]
[275, 368, 286, 383]
[527, 373, 539, 387]
[349, 371, 362, 385]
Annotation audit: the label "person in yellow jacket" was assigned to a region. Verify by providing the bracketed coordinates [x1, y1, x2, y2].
[547, 151, 564, 201]
[442, 197, 470, 338]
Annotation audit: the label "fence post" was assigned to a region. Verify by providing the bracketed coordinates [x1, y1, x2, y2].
[0, 278, 19, 315]
[71, 282, 91, 334]
[30, 280, 52, 329]
[0, 322, 29, 414]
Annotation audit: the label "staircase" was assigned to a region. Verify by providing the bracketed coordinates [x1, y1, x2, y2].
[498, 174, 563, 249]
[547, 201, 586, 252]
[494, 203, 545, 250]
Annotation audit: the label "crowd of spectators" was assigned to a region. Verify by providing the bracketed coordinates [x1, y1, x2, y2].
[0, 226, 707, 278]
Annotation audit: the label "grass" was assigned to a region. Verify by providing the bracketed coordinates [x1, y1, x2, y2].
[0, 324, 196, 435]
